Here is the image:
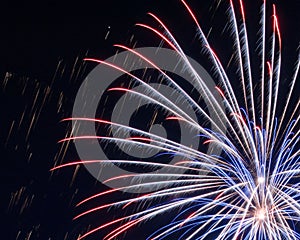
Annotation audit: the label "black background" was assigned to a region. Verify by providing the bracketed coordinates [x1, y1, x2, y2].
[1, 0, 299, 239]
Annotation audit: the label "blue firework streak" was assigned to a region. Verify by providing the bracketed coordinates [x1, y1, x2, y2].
[53, 0, 300, 239]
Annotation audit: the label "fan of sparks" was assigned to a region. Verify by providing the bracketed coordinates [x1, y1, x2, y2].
[53, 0, 300, 239]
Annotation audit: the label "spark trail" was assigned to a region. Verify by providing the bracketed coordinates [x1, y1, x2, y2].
[53, 0, 300, 239]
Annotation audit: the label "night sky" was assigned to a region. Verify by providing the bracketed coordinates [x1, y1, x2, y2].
[1, 0, 299, 239]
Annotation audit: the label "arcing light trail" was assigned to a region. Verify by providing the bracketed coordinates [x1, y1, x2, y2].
[52, 0, 300, 239]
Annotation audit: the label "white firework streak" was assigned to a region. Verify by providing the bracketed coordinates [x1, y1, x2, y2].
[52, 0, 300, 239]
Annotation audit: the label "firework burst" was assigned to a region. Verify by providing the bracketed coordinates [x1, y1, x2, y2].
[53, 0, 300, 239]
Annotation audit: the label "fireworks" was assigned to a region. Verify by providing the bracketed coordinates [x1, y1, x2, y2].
[53, 0, 300, 239]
